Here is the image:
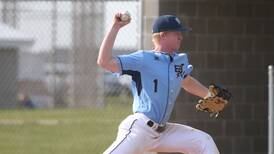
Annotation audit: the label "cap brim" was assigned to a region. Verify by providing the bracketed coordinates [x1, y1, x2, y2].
[152, 27, 192, 33]
[180, 27, 192, 32]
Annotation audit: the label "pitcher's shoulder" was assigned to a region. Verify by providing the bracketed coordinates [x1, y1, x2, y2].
[141, 50, 154, 54]
[140, 50, 157, 57]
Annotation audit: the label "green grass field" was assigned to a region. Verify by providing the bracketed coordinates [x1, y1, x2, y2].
[0, 98, 132, 154]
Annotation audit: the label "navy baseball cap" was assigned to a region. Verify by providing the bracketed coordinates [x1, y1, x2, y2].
[152, 15, 191, 33]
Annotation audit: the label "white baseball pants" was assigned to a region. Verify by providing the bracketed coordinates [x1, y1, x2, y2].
[103, 113, 219, 154]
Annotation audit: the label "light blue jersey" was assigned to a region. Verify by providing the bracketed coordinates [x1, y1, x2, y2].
[116, 50, 193, 124]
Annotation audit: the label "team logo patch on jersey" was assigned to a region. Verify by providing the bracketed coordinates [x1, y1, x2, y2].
[154, 52, 161, 60]
[174, 64, 184, 78]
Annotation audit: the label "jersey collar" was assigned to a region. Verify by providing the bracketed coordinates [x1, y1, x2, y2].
[152, 50, 178, 57]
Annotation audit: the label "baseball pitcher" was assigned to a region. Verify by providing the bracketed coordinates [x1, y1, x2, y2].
[97, 12, 231, 154]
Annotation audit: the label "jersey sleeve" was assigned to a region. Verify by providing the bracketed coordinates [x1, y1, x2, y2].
[115, 50, 143, 75]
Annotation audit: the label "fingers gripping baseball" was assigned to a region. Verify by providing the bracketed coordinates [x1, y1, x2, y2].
[113, 11, 131, 28]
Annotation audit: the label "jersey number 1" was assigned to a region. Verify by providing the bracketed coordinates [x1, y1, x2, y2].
[153, 79, 158, 92]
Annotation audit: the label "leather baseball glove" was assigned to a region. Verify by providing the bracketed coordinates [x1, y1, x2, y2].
[196, 84, 232, 118]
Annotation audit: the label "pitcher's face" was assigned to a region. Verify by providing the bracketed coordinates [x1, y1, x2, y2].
[164, 31, 183, 51]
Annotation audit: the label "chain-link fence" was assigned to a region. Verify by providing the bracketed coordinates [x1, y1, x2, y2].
[0, 0, 141, 109]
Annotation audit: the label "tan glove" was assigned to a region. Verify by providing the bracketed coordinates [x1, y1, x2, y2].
[196, 84, 232, 118]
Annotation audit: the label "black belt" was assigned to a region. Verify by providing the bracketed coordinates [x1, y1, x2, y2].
[146, 120, 166, 133]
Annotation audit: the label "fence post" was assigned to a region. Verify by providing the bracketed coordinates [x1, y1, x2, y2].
[269, 65, 274, 154]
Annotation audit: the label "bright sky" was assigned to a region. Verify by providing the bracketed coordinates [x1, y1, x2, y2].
[15, 1, 139, 52]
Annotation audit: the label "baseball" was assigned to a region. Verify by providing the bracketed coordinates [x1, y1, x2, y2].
[120, 11, 131, 22]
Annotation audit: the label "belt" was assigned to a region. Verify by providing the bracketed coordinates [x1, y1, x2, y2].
[146, 120, 166, 133]
[134, 113, 166, 133]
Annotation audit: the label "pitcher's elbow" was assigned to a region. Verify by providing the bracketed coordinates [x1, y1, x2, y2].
[97, 59, 104, 67]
